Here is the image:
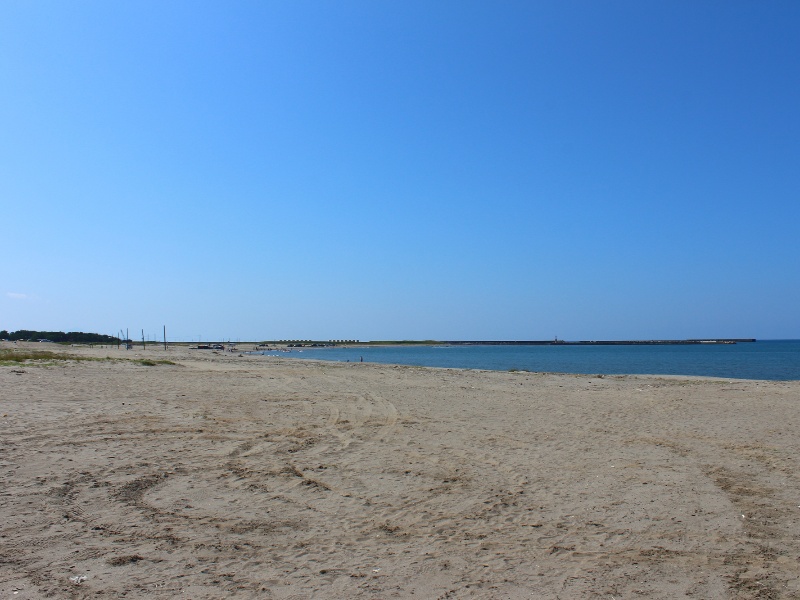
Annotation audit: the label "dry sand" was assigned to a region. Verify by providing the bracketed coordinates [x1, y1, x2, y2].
[2, 342, 800, 599]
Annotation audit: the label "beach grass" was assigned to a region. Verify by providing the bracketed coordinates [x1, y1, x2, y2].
[135, 359, 176, 366]
[0, 349, 97, 365]
[0, 349, 175, 367]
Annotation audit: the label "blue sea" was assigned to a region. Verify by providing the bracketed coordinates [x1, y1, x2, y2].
[252, 340, 800, 381]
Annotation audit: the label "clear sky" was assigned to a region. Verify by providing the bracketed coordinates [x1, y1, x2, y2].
[2, 1, 799, 341]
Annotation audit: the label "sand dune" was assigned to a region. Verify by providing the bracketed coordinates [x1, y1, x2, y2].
[2, 342, 799, 598]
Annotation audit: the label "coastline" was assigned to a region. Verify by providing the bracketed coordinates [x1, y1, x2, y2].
[3, 342, 800, 598]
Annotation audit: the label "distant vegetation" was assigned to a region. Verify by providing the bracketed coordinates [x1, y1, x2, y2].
[0, 330, 119, 344]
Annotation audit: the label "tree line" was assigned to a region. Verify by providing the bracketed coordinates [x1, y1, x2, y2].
[0, 330, 120, 344]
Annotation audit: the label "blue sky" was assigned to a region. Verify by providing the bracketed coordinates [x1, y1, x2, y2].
[2, 1, 798, 341]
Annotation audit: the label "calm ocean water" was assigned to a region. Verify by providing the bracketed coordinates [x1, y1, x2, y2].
[253, 340, 800, 381]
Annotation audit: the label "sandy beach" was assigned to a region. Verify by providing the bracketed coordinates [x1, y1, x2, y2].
[2, 342, 799, 599]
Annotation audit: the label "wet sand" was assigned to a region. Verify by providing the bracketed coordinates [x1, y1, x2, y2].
[2, 342, 799, 598]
